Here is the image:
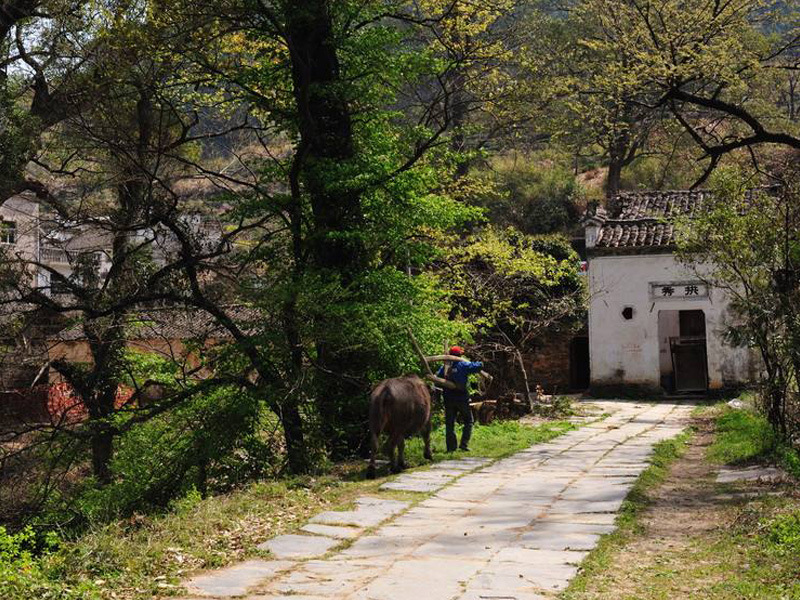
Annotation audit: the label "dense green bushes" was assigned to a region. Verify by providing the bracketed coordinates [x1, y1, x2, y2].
[470, 155, 584, 235]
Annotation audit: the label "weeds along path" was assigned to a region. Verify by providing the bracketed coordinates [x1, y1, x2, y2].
[563, 410, 800, 600]
[179, 400, 693, 600]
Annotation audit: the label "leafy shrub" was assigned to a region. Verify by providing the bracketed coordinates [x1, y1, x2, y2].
[766, 511, 800, 556]
[67, 384, 273, 524]
[0, 526, 98, 600]
[0, 526, 36, 566]
[470, 155, 584, 235]
[31, 349, 285, 527]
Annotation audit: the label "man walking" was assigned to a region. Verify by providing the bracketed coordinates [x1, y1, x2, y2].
[437, 346, 483, 452]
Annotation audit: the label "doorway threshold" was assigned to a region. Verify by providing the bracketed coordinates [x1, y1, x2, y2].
[663, 392, 707, 400]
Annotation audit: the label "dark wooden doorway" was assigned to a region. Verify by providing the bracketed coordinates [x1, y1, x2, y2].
[671, 310, 708, 392]
[569, 336, 590, 390]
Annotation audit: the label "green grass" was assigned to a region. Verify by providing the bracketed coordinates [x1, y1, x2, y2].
[399, 418, 577, 468]
[708, 405, 800, 478]
[562, 400, 800, 600]
[560, 429, 693, 598]
[620, 496, 800, 600]
[0, 417, 578, 600]
[696, 404, 800, 599]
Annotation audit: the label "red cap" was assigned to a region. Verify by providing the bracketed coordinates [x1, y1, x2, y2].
[449, 346, 464, 356]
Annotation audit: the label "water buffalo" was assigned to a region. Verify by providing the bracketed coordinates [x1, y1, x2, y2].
[366, 375, 433, 479]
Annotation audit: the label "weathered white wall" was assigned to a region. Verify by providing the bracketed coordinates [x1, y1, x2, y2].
[1, 194, 40, 287]
[0, 194, 39, 262]
[587, 253, 759, 391]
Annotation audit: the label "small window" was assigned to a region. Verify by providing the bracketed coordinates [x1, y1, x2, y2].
[0, 221, 16, 244]
[621, 306, 635, 321]
[51, 277, 72, 295]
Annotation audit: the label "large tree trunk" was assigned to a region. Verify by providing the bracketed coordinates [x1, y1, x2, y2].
[281, 293, 311, 473]
[605, 130, 629, 199]
[285, 1, 362, 272]
[81, 87, 153, 484]
[284, 1, 368, 457]
[605, 155, 623, 199]
[90, 428, 114, 485]
[279, 390, 309, 473]
[85, 327, 125, 484]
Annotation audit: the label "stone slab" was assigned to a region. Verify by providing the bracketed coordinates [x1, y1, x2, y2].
[429, 459, 489, 471]
[350, 576, 463, 600]
[414, 531, 516, 559]
[469, 562, 579, 593]
[271, 562, 370, 597]
[337, 534, 420, 558]
[458, 591, 549, 600]
[247, 596, 327, 600]
[379, 472, 454, 492]
[355, 497, 409, 510]
[492, 547, 588, 566]
[258, 534, 339, 559]
[560, 485, 630, 503]
[716, 466, 785, 483]
[435, 485, 497, 503]
[527, 521, 616, 535]
[186, 559, 293, 597]
[380, 480, 444, 493]
[535, 511, 618, 526]
[518, 529, 601, 551]
[310, 498, 409, 527]
[300, 523, 362, 539]
[547, 498, 625, 514]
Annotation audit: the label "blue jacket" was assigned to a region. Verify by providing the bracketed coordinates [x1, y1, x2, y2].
[437, 360, 483, 402]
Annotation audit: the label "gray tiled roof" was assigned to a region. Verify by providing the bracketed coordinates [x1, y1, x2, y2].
[592, 190, 712, 251]
[51, 305, 258, 342]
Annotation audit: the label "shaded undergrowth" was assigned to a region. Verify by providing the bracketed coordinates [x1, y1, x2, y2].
[1, 417, 577, 600]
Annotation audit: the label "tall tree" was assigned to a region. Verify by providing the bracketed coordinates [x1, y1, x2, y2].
[168, 0, 489, 458]
[569, 0, 800, 186]
[676, 163, 800, 439]
[0, 0, 97, 202]
[0, 10, 272, 484]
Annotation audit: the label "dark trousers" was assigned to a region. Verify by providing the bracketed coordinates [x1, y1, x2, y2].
[444, 397, 473, 451]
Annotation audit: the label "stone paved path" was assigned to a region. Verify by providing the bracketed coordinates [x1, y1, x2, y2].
[182, 400, 693, 600]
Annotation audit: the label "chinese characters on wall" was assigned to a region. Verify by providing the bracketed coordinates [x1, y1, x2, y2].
[650, 281, 708, 300]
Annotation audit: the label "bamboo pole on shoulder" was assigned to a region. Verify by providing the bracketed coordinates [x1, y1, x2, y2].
[406, 328, 458, 390]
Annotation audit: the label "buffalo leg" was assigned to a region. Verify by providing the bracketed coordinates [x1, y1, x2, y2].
[388, 434, 402, 473]
[422, 421, 433, 461]
[366, 430, 379, 479]
[397, 437, 407, 471]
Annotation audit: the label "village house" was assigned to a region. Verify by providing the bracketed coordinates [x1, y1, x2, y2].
[584, 190, 761, 395]
[0, 190, 231, 421]
[0, 192, 114, 293]
[0, 185, 228, 297]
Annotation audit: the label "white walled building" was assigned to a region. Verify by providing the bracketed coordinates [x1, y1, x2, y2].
[584, 191, 760, 395]
[1, 193, 113, 293]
